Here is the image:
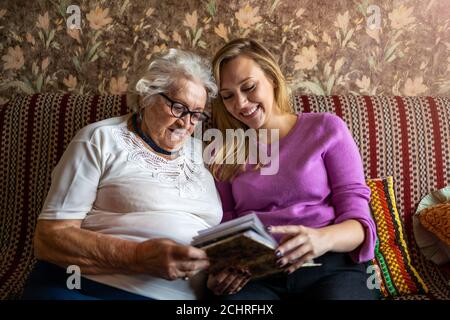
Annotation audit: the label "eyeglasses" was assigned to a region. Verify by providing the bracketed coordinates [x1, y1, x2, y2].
[158, 93, 209, 125]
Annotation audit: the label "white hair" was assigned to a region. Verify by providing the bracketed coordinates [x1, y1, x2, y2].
[127, 49, 217, 111]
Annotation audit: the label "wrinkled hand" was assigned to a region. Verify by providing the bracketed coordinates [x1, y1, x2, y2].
[207, 267, 251, 295]
[134, 238, 209, 281]
[269, 225, 329, 274]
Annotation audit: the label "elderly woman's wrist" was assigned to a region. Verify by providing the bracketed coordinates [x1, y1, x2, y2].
[119, 240, 141, 274]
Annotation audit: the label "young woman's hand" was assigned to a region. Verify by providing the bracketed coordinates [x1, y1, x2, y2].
[269, 225, 330, 274]
[207, 267, 251, 295]
[270, 220, 365, 274]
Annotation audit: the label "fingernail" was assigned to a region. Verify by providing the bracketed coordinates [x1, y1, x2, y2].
[275, 250, 282, 258]
[277, 259, 285, 268]
[265, 226, 272, 232]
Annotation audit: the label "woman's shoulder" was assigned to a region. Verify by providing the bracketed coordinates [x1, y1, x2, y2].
[73, 114, 130, 142]
[301, 112, 342, 123]
[302, 112, 348, 132]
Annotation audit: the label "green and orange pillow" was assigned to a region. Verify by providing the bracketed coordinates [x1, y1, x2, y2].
[367, 177, 428, 298]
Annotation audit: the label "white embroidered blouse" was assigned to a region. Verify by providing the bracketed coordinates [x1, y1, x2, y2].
[39, 115, 223, 300]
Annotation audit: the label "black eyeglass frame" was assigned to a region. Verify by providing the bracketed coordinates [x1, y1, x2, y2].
[158, 93, 209, 125]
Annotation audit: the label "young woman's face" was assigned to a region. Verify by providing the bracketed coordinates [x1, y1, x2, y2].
[219, 55, 276, 129]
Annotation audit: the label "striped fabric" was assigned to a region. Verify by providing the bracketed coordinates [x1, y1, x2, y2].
[293, 95, 450, 300]
[0, 94, 130, 299]
[0, 93, 449, 299]
[367, 177, 428, 297]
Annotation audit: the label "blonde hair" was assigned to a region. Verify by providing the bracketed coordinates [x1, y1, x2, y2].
[210, 38, 293, 182]
[127, 48, 217, 112]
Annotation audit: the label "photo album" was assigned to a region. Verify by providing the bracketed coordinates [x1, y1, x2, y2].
[192, 213, 321, 279]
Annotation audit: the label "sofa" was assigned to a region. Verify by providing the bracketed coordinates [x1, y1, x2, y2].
[0, 93, 449, 299]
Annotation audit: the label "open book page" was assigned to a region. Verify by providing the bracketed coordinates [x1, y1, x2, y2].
[192, 213, 266, 246]
[193, 215, 322, 280]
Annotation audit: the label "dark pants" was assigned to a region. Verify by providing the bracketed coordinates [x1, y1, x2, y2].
[209, 252, 380, 300]
[21, 260, 155, 300]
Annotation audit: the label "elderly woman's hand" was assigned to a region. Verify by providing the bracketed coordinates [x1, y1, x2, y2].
[134, 238, 210, 281]
[207, 267, 251, 295]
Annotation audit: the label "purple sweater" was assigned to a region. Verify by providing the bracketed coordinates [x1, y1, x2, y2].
[216, 113, 377, 263]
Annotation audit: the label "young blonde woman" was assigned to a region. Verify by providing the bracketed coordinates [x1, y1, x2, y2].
[206, 38, 378, 300]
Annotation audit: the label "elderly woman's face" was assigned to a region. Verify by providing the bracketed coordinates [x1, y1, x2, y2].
[141, 78, 207, 152]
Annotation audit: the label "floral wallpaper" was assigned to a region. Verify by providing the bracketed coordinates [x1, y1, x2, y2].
[0, 0, 450, 105]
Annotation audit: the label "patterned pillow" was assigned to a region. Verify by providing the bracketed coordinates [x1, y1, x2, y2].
[413, 185, 450, 267]
[418, 202, 450, 247]
[367, 177, 429, 298]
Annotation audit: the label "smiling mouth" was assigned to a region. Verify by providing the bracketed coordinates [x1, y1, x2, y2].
[168, 128, 188, 140]
[241, 105, 260, 118]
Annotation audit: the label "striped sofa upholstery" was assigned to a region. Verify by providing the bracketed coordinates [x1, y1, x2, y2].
[292, 95, 450, 300]
[0, 93, 448, 299]
[0, 94, 130, 299]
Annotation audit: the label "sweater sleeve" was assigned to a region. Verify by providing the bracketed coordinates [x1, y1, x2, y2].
[322, 114, 377, 263]
[215, 179, 237, 223]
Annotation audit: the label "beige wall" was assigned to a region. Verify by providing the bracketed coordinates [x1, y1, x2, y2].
[1, 0, 449, 105]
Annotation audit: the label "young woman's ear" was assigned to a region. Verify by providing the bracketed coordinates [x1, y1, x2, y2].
[271, 78, 278, 89]
[265, 74, 277, 88]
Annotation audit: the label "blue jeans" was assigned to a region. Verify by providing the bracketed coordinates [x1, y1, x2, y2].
[208, 252, 380, 300]
[21, 261, 155, 300]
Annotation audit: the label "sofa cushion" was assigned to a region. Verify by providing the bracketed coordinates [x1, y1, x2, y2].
[418, 202, 450, 247]
[1, 93, 449, 300]
[367, 177, 428, 297]
[0, 93, 131, 299]
[414, 185, 450, 266]
[292, 95, 450, 299]
[292, 96, 450, 240]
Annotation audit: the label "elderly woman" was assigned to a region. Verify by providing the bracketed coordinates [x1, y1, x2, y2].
[22, 49, 223, 300]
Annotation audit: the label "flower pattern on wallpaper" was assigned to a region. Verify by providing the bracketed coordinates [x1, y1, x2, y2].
[0, 0, 449, 105]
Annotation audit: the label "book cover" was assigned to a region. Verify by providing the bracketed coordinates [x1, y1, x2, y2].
[199, 230, 281, 280]
[193, 213, 321, 280]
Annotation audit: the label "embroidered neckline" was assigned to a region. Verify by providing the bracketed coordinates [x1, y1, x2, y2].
[132, 112, 180, 156]
[111, 125, 205, 198]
